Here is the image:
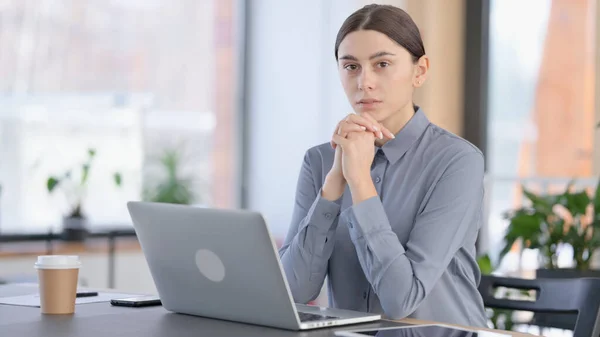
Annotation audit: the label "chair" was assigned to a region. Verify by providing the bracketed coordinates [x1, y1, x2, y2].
[478, 275, 600, 337]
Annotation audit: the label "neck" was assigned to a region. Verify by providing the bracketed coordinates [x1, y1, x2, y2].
[375, 102, 416, 147]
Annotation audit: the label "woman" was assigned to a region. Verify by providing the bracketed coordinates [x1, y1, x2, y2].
[279, 4, 488, 328]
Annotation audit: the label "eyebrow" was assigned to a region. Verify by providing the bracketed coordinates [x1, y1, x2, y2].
[338, 51, 396, 61]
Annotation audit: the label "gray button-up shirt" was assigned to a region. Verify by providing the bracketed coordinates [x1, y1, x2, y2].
[279, 107, 488, 327]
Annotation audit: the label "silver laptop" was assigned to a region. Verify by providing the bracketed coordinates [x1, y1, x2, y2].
[126, 201, 381, 330]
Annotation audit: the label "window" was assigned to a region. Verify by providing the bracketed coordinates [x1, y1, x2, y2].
[485, 0, 596, 272]
[0, 0, 241, 233]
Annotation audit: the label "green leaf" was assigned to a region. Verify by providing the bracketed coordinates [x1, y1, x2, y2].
[507, 211, 544, 238]
[114, 172, 122, 187]
[522, 187, 555, 214]
[81, 164, 90, 185]
[477, 254, 493, 275]
[548, 217, 565, 244]
[589, 227, 600, 251]
[594, 177, 600, 222]
[47, 177, 60, 192]
[143, 146, 199, 205]
[561, 190, 590, 217]
[500, 211, 544, 261]
[88, 148, 96, 158]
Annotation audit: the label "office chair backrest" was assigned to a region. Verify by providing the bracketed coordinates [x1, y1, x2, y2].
[478, 275, 600, 337]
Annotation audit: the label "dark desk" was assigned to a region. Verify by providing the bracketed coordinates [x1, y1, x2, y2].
[0, 284, 532, 337]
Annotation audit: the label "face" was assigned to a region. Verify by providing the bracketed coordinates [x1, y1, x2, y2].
[337, 29, 428, 122]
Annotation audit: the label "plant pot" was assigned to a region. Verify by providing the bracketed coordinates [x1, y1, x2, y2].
[61, 216, 89, 242]
[531, 268, 600, 330]
[536, 268, 600, 279]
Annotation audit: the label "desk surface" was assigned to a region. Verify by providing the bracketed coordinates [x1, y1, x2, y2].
[0, 284, 534, 337]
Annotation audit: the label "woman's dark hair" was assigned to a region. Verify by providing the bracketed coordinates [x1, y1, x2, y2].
[334, 4, 425, 63]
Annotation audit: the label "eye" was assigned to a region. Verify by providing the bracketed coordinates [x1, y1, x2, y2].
[344, 64, 359, 71]
[377, 61, 390, 68]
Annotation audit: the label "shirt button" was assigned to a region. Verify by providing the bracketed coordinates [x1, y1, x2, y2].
[348, 221, 353, 229]
[375, 176, 381, 183]
[362, 291, 367, 299]
[324, 213, 332, 220]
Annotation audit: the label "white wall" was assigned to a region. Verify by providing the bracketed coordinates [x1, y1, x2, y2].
[246, 0, 361, 240]
[246, 0, 407, 239]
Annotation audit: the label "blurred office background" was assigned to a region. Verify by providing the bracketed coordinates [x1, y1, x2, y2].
[1, 0, 599, 334]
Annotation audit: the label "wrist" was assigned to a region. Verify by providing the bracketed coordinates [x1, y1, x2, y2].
[322, 174, 346, 201]
[325, 172, 345, 186]
[346, 172, 371, 189]
[348, 175, 377, 204]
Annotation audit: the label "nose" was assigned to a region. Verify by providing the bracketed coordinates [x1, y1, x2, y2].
[358, 68, 375, 91]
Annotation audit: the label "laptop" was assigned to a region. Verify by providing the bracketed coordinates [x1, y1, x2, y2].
[126, 201, 382, 330]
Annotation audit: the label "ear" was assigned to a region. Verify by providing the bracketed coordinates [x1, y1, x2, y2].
[413, 55, 430, 88]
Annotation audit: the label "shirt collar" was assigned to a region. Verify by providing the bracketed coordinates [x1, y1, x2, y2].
[376, 106, 430, 165]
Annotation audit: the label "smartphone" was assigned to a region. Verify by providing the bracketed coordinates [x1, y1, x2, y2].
[110, 295, 162, 307]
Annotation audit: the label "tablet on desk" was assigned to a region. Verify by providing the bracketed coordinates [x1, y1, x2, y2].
[334, 324, 511, 337]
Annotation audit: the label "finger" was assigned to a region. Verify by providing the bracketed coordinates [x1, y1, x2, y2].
[373, 123, 394, 139]
[346, 114, 379, 133]
[332, 134, 348, 147]
[360, 113, 388, 140]
[364, 112, 396, 139]
[331, 121, 344, 149]
[381, 127, 395, 139]
[339, 122, 367, 136]
[362, 114, 394, 139]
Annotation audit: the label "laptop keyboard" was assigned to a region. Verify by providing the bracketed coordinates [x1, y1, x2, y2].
[298, 312, 340, 322]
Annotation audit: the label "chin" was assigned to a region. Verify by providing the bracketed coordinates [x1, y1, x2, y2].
[357, 107, 386, 121]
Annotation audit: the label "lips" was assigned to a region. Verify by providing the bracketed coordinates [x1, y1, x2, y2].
[357, 99, 381, 104]
[356, 99, 382, 110]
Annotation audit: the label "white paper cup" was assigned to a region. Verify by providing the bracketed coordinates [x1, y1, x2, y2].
[34, 255, 81, 314]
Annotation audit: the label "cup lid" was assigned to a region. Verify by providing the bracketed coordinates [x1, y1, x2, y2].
[34, 255, 81, 269]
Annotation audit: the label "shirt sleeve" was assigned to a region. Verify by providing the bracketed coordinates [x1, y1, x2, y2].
[340, 151, 484, 319]
[279, 150, 342, 304]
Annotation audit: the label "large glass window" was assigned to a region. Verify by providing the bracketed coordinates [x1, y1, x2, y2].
[485, 0, 596, 272]
[0, 0, 241, 233]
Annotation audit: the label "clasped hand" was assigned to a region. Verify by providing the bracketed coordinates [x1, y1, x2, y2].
[325, 113, 394, 194]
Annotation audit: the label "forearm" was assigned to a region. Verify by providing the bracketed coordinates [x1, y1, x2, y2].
[348, 175, 378, 205]
[279, 193, 341, 303]
[350, 226, 426, 319]
[322, 173, 346, 201]
[342, 197, 425, 318]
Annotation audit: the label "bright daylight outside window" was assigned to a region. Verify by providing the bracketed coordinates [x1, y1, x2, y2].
[486, 0, 596, 274]
[0, 0, 241, 234]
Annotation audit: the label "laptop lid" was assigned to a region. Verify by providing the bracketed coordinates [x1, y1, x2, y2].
[126, 201, 303, 330]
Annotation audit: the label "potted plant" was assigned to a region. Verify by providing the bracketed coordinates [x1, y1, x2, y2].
[500, 178, 600, 275]
[500, 178, 600, 329]
[143, 147, 197, 205]
[47, 148, 122, 241]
